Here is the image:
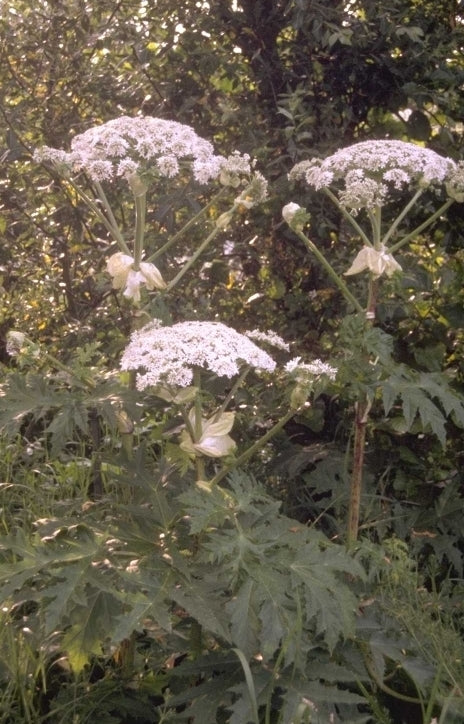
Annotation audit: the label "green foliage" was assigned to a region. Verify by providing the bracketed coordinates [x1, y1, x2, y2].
[1, 1, 464, 721]
[357, 538, 464, 722]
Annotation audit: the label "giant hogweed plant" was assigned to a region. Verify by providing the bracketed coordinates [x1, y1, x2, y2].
[283, 140, 464, 548]
[0, 117, 366, 723]
[280, 141, 464, 721]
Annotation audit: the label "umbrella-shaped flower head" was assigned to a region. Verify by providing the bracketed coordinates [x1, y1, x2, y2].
[289, 140, 457, 211]
[120, 320, 277, 390]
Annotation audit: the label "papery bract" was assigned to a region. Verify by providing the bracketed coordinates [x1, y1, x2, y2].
[344, 245, 402, 278]
[180, 410, 236, 458]
[107, 252, 166, 302]
[282, 202, 302, 224]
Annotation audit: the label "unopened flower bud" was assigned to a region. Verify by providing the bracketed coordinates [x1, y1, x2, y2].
[6, 331, 41, 359]
[215, 210, 235, 229]
[282, 203, 309, 230]
[127, 173, 148, 197]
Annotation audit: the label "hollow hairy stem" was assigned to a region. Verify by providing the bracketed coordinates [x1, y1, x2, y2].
[193, 369, 205, 482]
[133, 190, 147, 269]
[347, 267, 378, 547]
[366, 274, 379, 318]
[292, 227, 364, 313]
[347, 397, 371, 547]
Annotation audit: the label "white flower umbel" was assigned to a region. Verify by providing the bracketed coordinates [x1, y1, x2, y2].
[219, 152, 255, 188]
[285, 357, 337, 381]
[120, 320, 277, 390]
[245, 329, 290, 352]
[289, 140, 456, 211]
[107, 252, 166, 302]
[345, 245, 402, 278]
[285, 357, 337, 408]
[6, 331, 27, 357]
[180, 409, 236, 458]
[35, 116, 223, 185]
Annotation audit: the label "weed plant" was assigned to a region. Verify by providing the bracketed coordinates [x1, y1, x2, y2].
[0, 121, 463, 723]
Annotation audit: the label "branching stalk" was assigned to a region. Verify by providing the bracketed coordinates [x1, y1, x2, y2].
[389, 198, 453, 253]
[292, 227, 364, 313]
[367, 205, 382, 249]
[347, 397, 371, 547]
[165, 221, 225, 292]
[381, 187, 423, 246]
[93, 180, 131, 253]
[209, 407, 298, 487]
[133, 191, 147, 269]
[324, 187, 373, 247]
[67, 177, 130, 253]
[147, 187, 228, 263]
[193, 368, 205, 482]
[212, 365, 252, 422]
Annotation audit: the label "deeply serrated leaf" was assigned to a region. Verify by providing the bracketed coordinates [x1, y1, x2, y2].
[43, 561, 93, 633]
[62, 586, 122, 672]
[226, 578, 260, 657]
[290, 545, 361, 651]
[171, 579, 230, 641]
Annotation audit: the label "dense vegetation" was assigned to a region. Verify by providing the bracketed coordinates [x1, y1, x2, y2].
[1, 1, 464, 722]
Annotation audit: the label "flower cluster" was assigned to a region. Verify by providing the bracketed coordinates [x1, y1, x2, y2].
[106, 252, 166, 302]
[285, 356, 337, 408]
[120, 320, 277, 390]
[219, 152, 255, 188]
[289, 140, 456, 210]
[34, 116, 269, 198]
[35, 116, 223, 185]
[233, 171, 268, 209]
[6, 331, 41, 361]
[245, 329, 290, 351]
[285, 357, 338, 381]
